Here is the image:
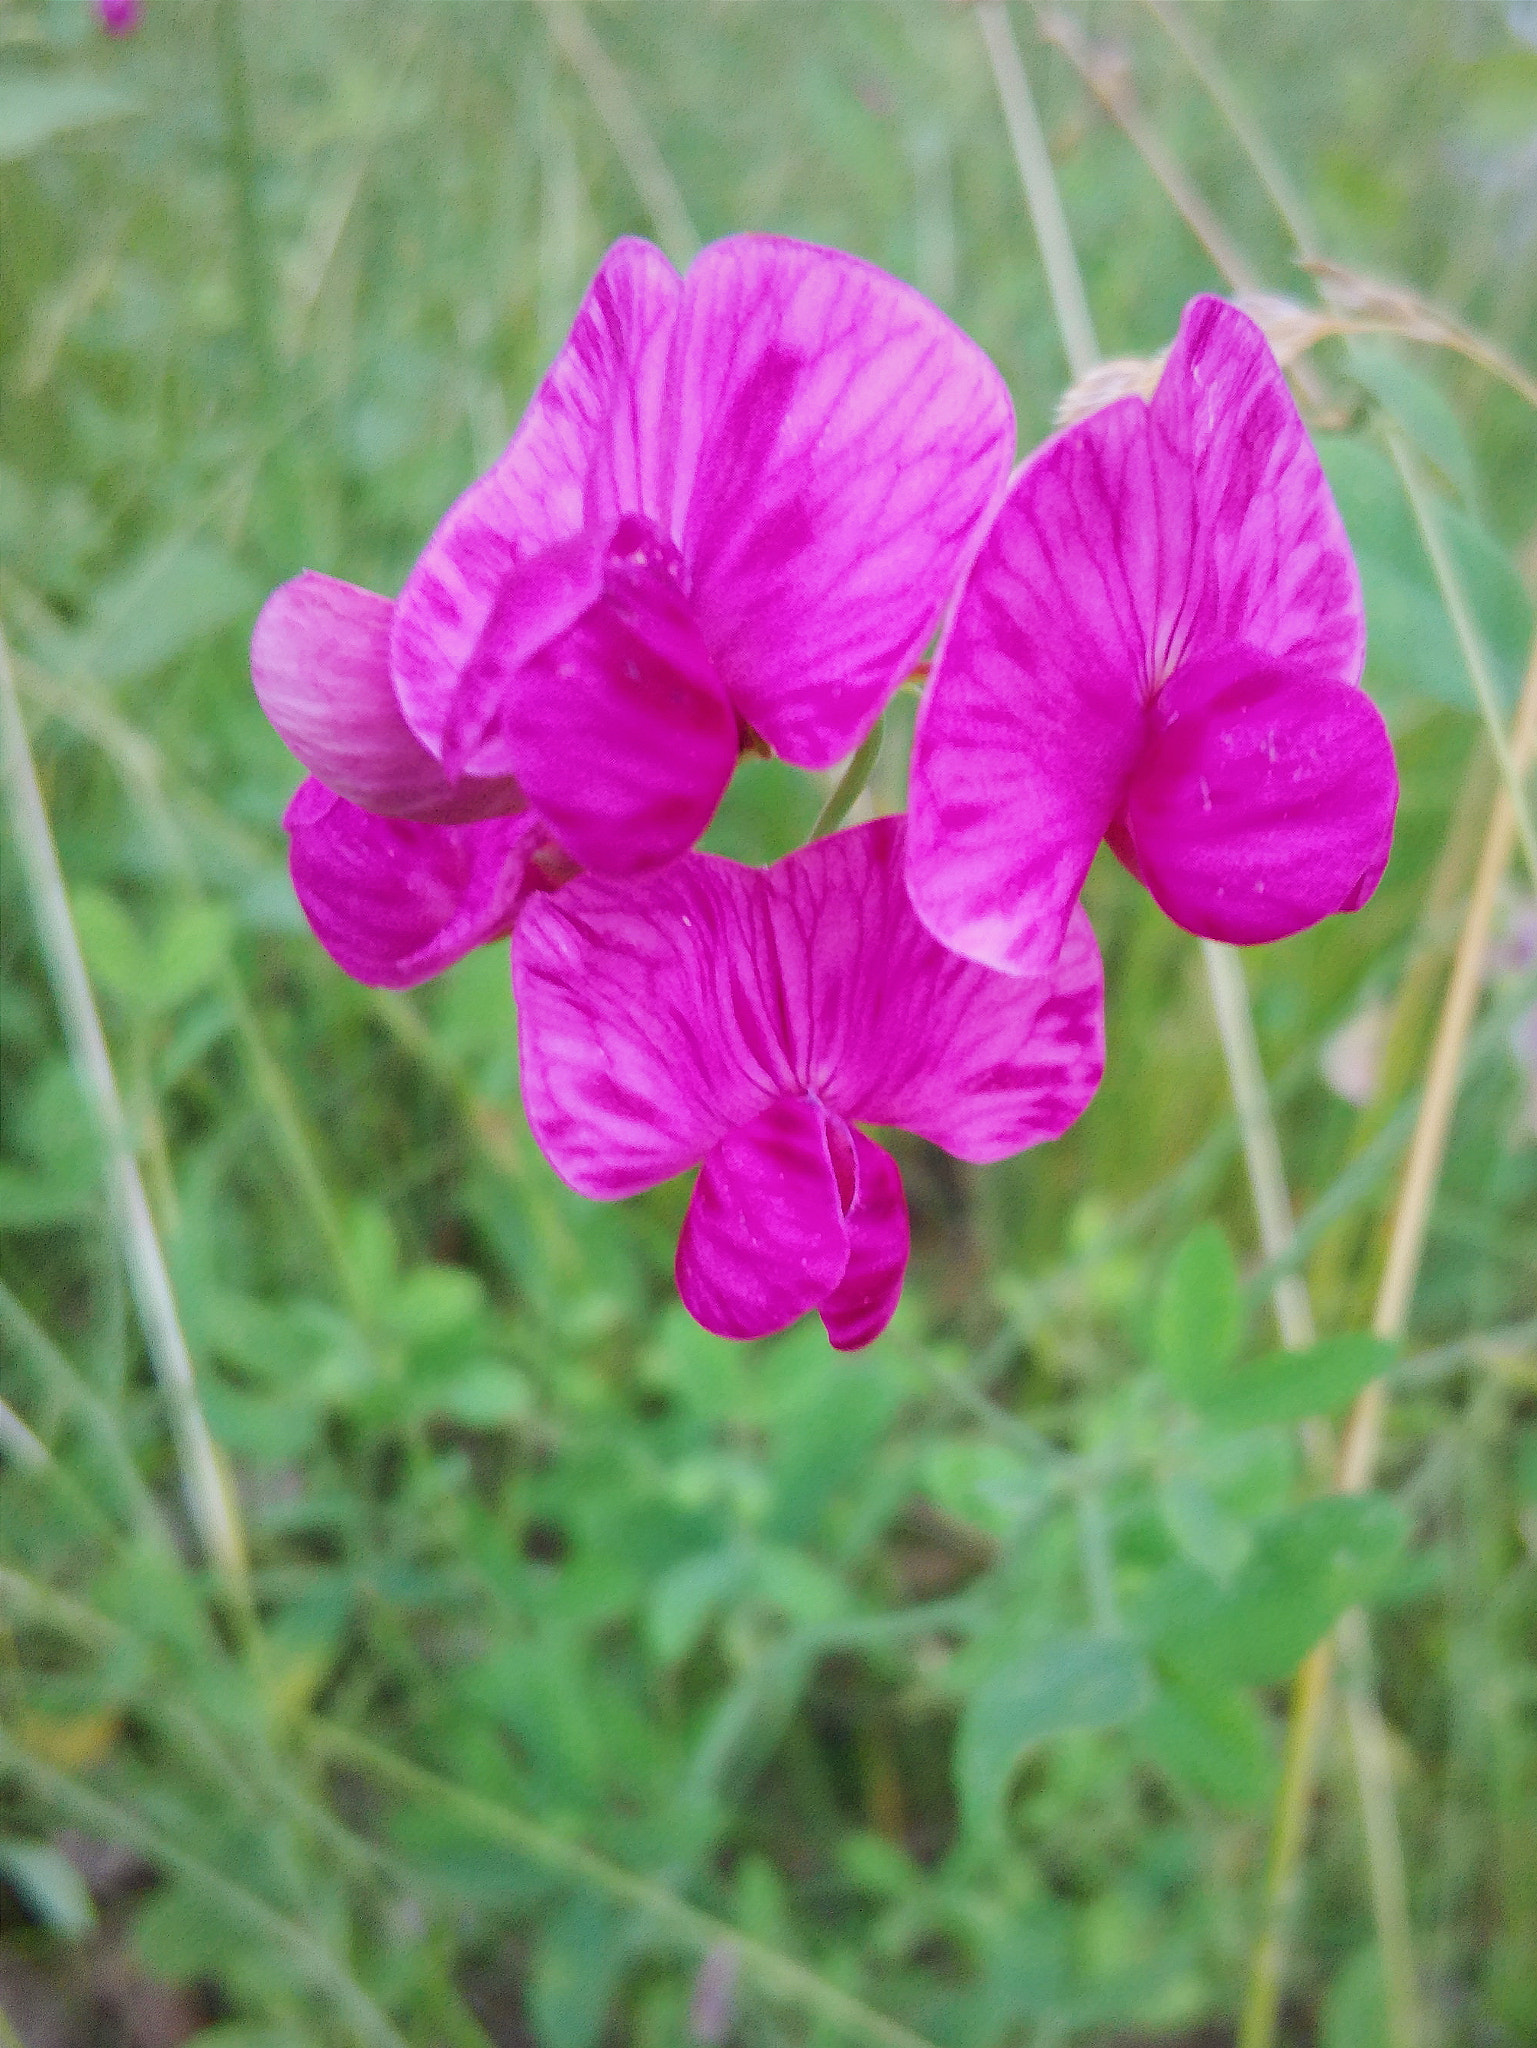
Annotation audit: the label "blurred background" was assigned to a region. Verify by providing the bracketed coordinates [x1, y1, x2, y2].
[1, 3, 1535, 2046]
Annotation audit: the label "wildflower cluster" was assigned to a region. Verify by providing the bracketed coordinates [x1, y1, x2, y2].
[253, 235, 1396, 1348]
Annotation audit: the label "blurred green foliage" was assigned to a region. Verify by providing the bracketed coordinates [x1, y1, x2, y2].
[2, 3, 1535, 2045]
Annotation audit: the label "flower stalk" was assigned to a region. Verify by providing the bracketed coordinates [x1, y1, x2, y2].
[0, 623, 248, 1602]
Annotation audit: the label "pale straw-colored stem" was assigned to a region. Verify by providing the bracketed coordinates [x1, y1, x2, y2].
[0, 623, 247, 1596]
[542, 3, 701, 268]
[1038, 8, 1262, 294]
[1142, 1, 1317, 255]
[1354, 635, 1537, 1437]
[975, 3, 1099, 378]
[1337, 1607, 1421, 2048]
[1201, 940, 1317, 1351]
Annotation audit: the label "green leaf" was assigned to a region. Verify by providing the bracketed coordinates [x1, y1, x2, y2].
[956, 1635, 1152, 1838]
[1347, 340, 1477, 504]
[646, 1546, 750, 1665]
[922, 1436, 1050, 1539]
[1321, 1944, 1389, 2048]
[529, 1895, 627, 2048]
[1153, 1225, 1242, 1398]
[1193, 1334, 1396, 1432]
[753, 1542, 852, 1628]
[0, 1838, 96, 1936]
[1317, 435, 1530, 719]
[424, 1362, 534, 1428]
[1148, 1494, 1408, 1685]
[71, 887, 146, 1006]
[1158, 1474, 1252, 1584]
[387, 1807, 554, 1911]
[0, 1163, 99, 1228]
[381, 1265, 483, 1344]
[147, 904, 233, 1013]
[132, 1878, 263, 1984]
[1139, 1675, 1276, 1809]
[0, 74, 140, 161]
[202, 1378, 321, 1463]
[1441, 502, 1533, 713]
[65, 540, 260, 688]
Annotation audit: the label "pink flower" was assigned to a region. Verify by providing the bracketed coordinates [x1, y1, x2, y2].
[254, 235, 1013, 980]
[96, 0, 140, 32]
[513, 817, 1104, 1348]
[906, 296, 1398, 977]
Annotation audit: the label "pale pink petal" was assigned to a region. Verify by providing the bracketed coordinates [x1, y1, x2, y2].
[1117, 650, 1398, 944]
[769, 817, 1105, 1159]
[906, 398, 1158, 978]
[251, 573, 521, 822]
[676, 1099, 850, 1342]
[285, 780, 557, 988]
[668, 236, 1015, 768]
[514, 819, 1103, 1340]
[450, 518, 739, 874]
[390, 240, 681, 758]
[820, 1132, 908, 1350]
[512, 856, 788, 1201]
[437, 535, 606, 781]
[1151, 296, 1364, 687]
[909, 296, 1369, 976]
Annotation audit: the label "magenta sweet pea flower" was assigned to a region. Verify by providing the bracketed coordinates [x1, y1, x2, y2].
[254, 234, 1014, 983]
[907, 296, 1398, 977]
[513, 816, 1104, 1349]
[96, 0, 140, 32]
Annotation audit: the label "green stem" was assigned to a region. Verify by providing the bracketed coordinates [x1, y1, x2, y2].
[1386, 424, 1537, 891]
[1142, 1, 1317, 255]
[0, 1277, 175, 1547]
[1201, 939, 1317, 1351]
[809, 717, 884, 840]
[0, 625, 248, 1601]
[0, 1393, 49, 1471]
[975, 3, 1099, 377]
[0, 1735, 409, 2048]
[542, 2, 700, 268]
[213, 0, 279, 404]
[308, 1721, 941, 2048]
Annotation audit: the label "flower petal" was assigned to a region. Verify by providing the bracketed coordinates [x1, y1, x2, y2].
[514, 817, 1105, 1219]
[819, 1132, 909, 1351]
[286, 779, 557, 988]
[908, 296, 1366, 976]
[452, 517, 739, 874]
[767, 817, 1105, 1160]
[251, 573, 522, 821]
[1151, 296, 1364, 686]
[676, 1098, 850, 1342]
[1117, 649, 1398, 944]
[907, 397, 1156, 977]
[390, 238, 682, 758]
[670, 236, 1015, 768]
[512, 854, 788, 1200]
